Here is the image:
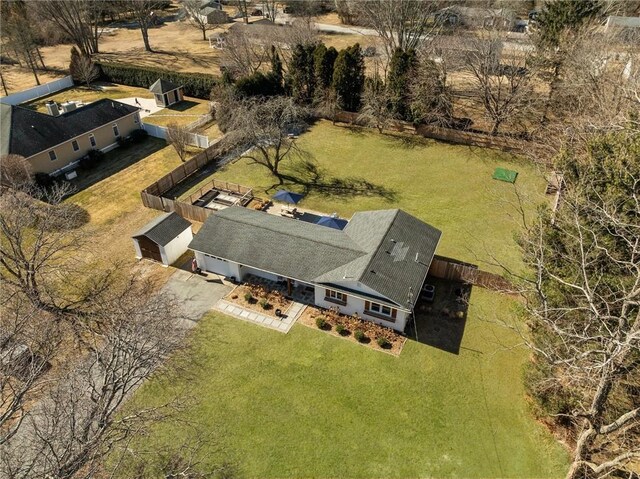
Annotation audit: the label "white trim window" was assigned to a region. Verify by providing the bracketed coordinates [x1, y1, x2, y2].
[369, 302, 392, 317]
[112, 124, 120, 137]
[71, 139, 79, 151]
[48, 150, 57, 161]
[325, 289, 347, 305]
[89, 134, 96, 147]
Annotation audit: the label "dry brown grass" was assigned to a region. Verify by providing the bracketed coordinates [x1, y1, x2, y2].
[38, 20, 232, 74]
[0, 65, 68, 97]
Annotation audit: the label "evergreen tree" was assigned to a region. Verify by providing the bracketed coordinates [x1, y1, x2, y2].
[313, 43, 338, 91]
[387, 48, 416, 120]
[332, 44, 365, 112]
[534, 0, 603, 49]
[270, 45, 283, 89]
[69, 46, 82, 83]
[287, 44, 316, 104]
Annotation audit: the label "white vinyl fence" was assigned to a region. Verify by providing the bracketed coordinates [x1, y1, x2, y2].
[142, 122, 210, 148]
[0, 75, 74, 105]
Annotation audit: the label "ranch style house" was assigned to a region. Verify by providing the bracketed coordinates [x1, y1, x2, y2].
[0, 99, 141, 175]
[189, 207, 442, 332]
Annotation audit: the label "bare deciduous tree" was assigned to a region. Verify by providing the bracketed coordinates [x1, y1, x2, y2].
[221, 27, 268, 77]
[224, 96, 308, 182]
[0, 154, 32, 189]
[182, 0, 219, 41]
[0, 278, 190, 479]
[127, 0, 162, 53]
[0, 183, 117, 318]
[357, 77, 395, 133]
[35, 0, 101, 56]
[504, 130, 640, 479]
[359, 0, 442, 58]
[166, 123, 191, 162]
[454, 32, 536, 135]
[76, 54, 99, 88]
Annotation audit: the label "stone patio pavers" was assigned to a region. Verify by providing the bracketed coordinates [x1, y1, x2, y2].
[214, 298, 306, 333]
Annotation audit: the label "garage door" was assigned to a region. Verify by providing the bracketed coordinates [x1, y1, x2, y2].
[201, 255, 234, 278]
[137, 236, 163, 263]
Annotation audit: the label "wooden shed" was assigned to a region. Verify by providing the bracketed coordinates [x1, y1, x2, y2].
[149, 78, 184, 108]
[132, 212, 192, 266]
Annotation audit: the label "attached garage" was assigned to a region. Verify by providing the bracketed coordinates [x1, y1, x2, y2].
[132, 212, 192, 266]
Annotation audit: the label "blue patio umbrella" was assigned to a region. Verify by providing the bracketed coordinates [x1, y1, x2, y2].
[316, 216, 344, 230]
[272, 190, 304, 205]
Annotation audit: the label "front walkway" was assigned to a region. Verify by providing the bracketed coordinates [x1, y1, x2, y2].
[214, 298, 306, 333]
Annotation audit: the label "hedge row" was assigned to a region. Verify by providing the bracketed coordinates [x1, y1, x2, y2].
[96, 62, 218, 99]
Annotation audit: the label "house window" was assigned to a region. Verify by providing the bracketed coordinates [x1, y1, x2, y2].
[112, 124, 120, 137]
[365, 301, 396, 322]
[89, 134, 96, 147]
[48, 150, 57, 161]
[325, 289, 347, 305]
[71, 140, 79, 151]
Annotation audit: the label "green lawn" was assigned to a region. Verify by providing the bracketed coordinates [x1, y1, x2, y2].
[210, 121, 547, 274]
[125, 289, 568, 478]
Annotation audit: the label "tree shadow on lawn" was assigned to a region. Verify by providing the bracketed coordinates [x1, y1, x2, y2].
[406, 277, 472, 355]
[271, 157, 397, 202]
[67, 137, 166, 194]
[163, 100, 204, 113]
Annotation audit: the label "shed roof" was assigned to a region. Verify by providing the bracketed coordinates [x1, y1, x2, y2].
[1, 100, 139, 158]
[132, 212, 192, 247]
[149, 79, 181, 94]
[189, 207, 441, 307]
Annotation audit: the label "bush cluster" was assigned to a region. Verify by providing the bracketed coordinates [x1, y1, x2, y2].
[79, 150, 104, 170]
[97, 63, 218, 99]
[243, 292, 253, 302]
[335, 323, 345, 335]
[354, 329, 366, 342]
[259, 298, 270, 310]
[315, 317, 326, 329]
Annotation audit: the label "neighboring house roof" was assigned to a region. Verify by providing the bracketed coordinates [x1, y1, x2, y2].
[132, 212, 191, 247]
[149, 78, 181, 94]
[189, 207, 441, 308]
[1, 99, 139, 158]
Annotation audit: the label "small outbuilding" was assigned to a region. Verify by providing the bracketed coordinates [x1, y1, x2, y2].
[149, 78, 184, 108]
[132, 212, 192, 266]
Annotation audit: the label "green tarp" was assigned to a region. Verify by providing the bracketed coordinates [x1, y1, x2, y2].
[492, 167, 518, 183]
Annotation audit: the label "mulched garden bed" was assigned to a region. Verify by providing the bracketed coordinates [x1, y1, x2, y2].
[299, 306, 406, 356]
[225, 282, 293, 315]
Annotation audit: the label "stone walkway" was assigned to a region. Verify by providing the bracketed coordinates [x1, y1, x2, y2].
[214, 299, 306, 333]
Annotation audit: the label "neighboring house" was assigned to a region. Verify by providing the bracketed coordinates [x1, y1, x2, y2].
[436, 6, 516, 30]
[0, 99, 141, 175]
[604, 16, 640, 43]
[149, 79, 184, 108]
[189, 207, 442, 332]
[199, 6, 228, 24]
[132, 212, 193, 266]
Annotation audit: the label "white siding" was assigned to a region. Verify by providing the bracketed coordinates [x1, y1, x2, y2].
[196, 252, 241, 279]
[313, 287, 409, 332]
[132, 239, 143, 259]
[163, 227, 193, 265]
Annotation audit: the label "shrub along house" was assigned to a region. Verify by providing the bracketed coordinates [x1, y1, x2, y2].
[0, 99, 141, 176]
[189, 207, 442, 332]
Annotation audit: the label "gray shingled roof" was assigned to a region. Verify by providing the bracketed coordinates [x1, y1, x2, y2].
[132, 212, 191, 247]
[1, 100, 139, 158]
[189, 207, 365, 283]
[149, 79, 181, 94]
[189, 207, 441, 308]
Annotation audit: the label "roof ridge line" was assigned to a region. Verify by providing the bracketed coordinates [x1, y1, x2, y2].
[354, 209, 400, 280]
[218, 211, 366, 254]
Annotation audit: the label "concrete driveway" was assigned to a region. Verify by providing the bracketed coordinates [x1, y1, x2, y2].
[162, 269, 231, 324]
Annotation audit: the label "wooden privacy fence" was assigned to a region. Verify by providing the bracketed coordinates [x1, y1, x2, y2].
[428, 255, 514, 292]
[320, 110, 524, 151]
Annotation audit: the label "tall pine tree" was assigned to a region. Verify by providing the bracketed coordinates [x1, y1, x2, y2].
[313, 43, 338, 91]
[332, 44, 365, 112]
[387, 48, 417, 120]
[287, 43, 316, 104]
